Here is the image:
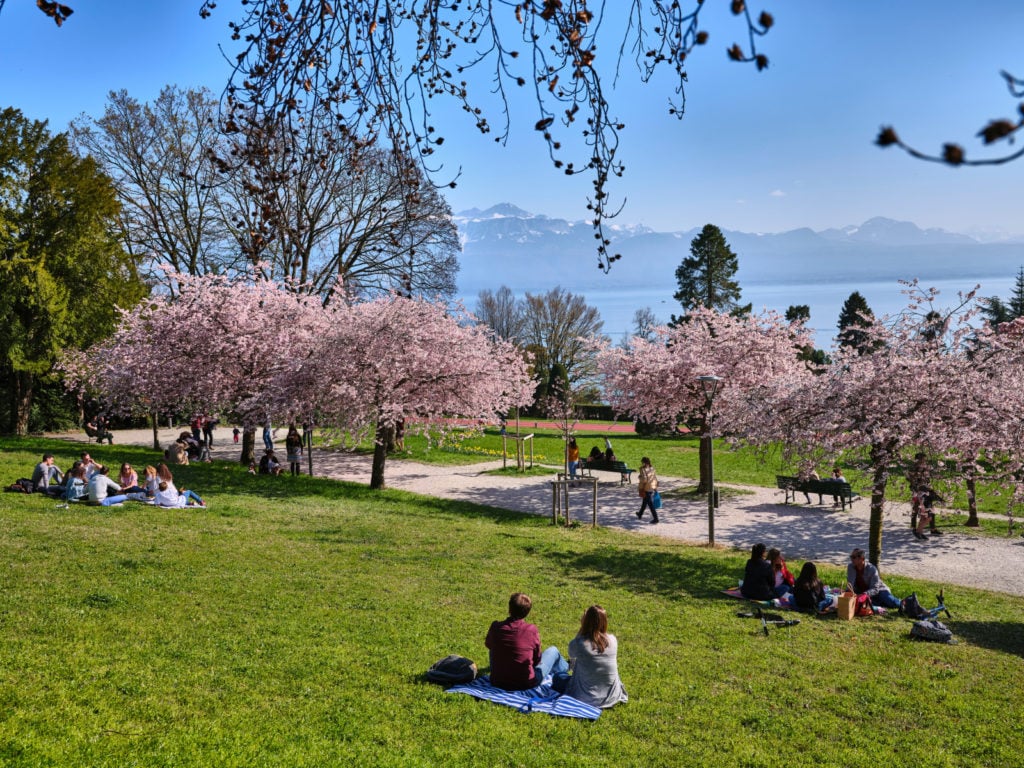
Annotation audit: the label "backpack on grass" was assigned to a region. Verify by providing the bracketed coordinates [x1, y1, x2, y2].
[5, 478, 34, 494]
[426, 655, 477, 685]
[910, 619, 954, 644]
[900, 592, 928, 620]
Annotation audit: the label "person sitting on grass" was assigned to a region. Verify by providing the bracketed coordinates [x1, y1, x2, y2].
[740, 543, 775, 601]
[87, 466, 130, 507]
[792, 561, 835, 614]
[551, 605, 628, 709]
[258, 450, 283, 476]
[846, 548, 902, 611]
[61, 463, 89, 503]
[485, 592, 568, 691]
[767, 547, 795, 599]
[31, 453, 64, 496]
[154, 481, 206, 508]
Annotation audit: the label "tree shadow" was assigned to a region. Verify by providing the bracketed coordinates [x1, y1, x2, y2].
[947, 620, 1024, 658]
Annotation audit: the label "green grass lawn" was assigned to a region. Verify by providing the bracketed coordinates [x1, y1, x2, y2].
[2, 437, 1023, 766]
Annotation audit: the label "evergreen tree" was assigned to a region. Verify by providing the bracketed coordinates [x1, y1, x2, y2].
[980, 266, 1024, 327]
[1009, 267, 1024, 319]
[785, 305, 810, 323]
[672, 224, 750, 321]
[837, 291, 876, 352]
[0, 108, 146, 434]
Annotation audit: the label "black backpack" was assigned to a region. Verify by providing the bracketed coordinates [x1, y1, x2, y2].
[910, 620, 954, 644]
[426, 655, 477, 685]
[900, 592, 928, 620]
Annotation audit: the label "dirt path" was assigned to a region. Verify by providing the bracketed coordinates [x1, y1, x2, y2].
[53, 428, 1024, 598]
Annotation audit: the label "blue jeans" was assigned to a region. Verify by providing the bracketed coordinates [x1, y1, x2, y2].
[181, 489, 204, 505]
[872, 590, 902, 610]
[534, 646, 568, 685]
[100, 495, 129, 506]
[568, 461, 579, 480]
[638, 491, 658, 520]
[263, 427, 273, 451]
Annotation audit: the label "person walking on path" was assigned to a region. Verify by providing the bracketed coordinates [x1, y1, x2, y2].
[636, 456, 659, 524]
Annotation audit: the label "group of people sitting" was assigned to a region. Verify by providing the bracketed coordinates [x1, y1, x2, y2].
[740, 542, 904, 614]
[484, 592, 628, 710]
[30, 452, 206, 508]
[165, 431, 211, 465]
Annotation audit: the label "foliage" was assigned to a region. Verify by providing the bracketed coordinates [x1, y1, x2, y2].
[72, 87, 460, 304]
[475, 285, 526, 343]
[0, 107, 145, 434]
[0, 437, 1022, 766]
[70, 87, 241, 294]
[65, 274, 534, 489]
[836, 290, 876, 352]
[979, 266, 1024, 327]
[521, 286, 604, 390]
[756, 284, 991, 564]
[672, 223, 750, 321]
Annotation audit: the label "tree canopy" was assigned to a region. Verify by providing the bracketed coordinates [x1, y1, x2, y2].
[673, 223, 749, 320]
[0, 107, 145, 434]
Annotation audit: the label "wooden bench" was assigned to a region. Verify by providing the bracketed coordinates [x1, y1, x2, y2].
[579, 459, 634, 485]
[776, 475, 859, 510]
[84, 424, 114, 444]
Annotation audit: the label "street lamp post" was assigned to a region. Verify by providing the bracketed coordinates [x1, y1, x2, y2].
[697, 375, 722, 547]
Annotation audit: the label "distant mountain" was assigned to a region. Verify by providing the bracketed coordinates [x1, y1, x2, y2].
[453, 206, 1023, 298]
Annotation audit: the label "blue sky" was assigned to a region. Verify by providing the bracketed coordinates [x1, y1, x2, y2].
[2, 1, 1023, 237]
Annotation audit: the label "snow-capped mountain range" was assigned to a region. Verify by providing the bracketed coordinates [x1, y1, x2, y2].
[454, 205, 1024, 300]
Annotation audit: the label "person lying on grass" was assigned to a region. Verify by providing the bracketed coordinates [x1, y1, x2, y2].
[154, 481, 206, 508]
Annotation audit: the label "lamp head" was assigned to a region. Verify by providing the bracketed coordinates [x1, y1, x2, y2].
[697, 375, 722, 400]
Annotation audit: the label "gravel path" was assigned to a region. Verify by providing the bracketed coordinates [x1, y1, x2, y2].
[56, 428, 1024, 598]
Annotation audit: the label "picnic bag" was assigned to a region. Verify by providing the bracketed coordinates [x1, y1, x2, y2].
[836, 590, 857, 620]
[910, 620, 954, 643]
[855, 593, 874, 617]
[426, 655, 477, 685]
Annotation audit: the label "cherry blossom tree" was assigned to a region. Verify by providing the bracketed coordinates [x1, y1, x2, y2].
[598, 307, 814, 494]
[761, 284, 990, 565]
[62, 272, 328, 461]
[274, 296, 535, 489]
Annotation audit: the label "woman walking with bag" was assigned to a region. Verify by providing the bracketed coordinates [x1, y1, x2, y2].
[636, 456, 659, 524]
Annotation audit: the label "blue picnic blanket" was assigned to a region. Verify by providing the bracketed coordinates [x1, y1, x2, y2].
[447, 675, 601, 720]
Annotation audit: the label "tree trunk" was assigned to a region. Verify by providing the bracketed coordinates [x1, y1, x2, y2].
[382, 423, 397, 453]
[868, 454, 888, 566]
[241, 426, 256, 466]
[965, 474, 980, 527]
[151, 412, 161, 451]
[371, 422, 388, 489]
[12, 370, 33, 436]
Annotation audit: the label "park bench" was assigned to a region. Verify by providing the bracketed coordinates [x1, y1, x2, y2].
[579, 459, 634, 485]
[83, 423, 114, 444]
[776, 475, 859, 510]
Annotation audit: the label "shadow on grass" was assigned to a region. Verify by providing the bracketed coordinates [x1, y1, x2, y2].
[949, 621, 1024, 659]
[547, 545, 729, 602]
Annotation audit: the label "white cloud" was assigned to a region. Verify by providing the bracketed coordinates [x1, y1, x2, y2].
[770, 189, 787, 198]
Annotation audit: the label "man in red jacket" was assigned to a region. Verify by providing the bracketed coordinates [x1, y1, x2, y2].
[486, 592, 567, 690]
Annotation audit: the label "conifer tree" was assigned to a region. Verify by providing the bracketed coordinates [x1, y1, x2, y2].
[673, 224, 750, 321]
[837, 291, 876, 352]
